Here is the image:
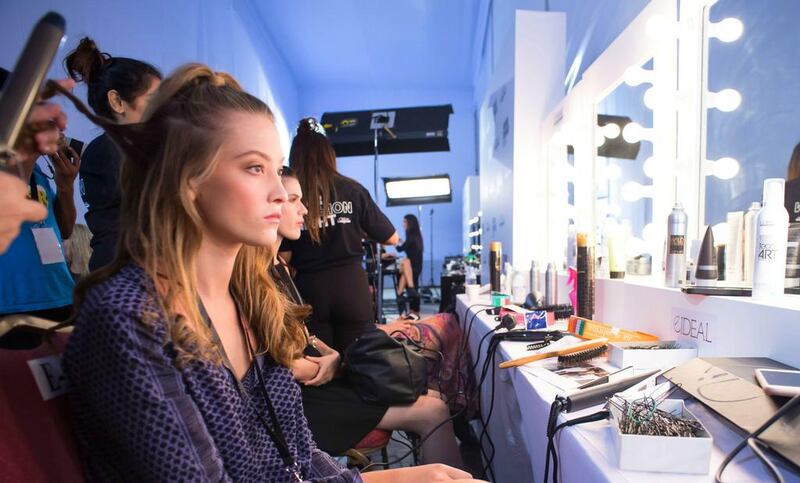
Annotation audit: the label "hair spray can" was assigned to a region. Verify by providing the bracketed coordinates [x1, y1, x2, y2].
[530, 260, 540, 294]
[545, 262, 557, 305]
[489, 241, 502, 292]
[665, 202, 688, 288]
[743, 202, 761, 283]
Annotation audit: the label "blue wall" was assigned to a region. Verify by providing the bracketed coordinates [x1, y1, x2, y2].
[299, 86, 476, 284]
[0, 0, 300, 224]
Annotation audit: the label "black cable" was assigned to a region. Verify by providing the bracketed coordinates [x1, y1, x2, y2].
[747, 438, 784, 483]
[715, 394, 800, 483]
[543, 397, 609, 483]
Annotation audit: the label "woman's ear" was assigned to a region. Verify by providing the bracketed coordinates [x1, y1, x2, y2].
[107, 89, 126, 116]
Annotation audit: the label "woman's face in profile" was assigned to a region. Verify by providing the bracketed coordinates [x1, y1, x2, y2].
[194, 111, 287, 248]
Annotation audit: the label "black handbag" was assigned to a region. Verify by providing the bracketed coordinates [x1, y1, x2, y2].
[343, 329, 428, 405]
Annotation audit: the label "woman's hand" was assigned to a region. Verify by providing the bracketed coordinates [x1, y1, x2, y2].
[49, 141, 81, 193]
[0, 172, 47, 253]
[290, 357, 319, 384]
[360, 464, 485, 482]
[376, 319, 414, 337]
[303, 351, 340, 386]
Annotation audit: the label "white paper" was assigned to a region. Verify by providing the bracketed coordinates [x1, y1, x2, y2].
[31, 227, 66, 265]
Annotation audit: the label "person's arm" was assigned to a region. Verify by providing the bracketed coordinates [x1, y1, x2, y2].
[291, 356, 320, 383]
[50, 146, 80, 238]
[65, 303, 232, 481]
[0, 172, 47, 253]
[358, 185, 396, 245]
[383, 231, 399, 246]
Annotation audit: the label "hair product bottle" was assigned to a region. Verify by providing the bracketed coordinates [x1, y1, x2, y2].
[489, 241, 502, 292]
[786, 223, 800, 289]
[665, 202, 688, 287]
[753, 179, 789, 299]
[725, 211, 744, 282]
[743, 202, 761, 284]
[545, 262, 557, 305]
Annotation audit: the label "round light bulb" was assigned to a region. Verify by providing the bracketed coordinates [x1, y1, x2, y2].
[623, 66, 653, 87]
[595, 131, 607, 147]
[712, 157, 740, 180]
[643, 156, 659, 179]
[709, 88, 741, 112]
[601, 122, 621, 139]
[710, 17, 743, 43]
[622, 122, 647, 143]
[643, 87, 658, 110]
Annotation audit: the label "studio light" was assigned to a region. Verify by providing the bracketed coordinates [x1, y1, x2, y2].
[383, 174, 452, 207]
[622, 122, 653, 144]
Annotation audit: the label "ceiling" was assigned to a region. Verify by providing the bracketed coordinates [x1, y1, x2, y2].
[251, 0, 482, 90]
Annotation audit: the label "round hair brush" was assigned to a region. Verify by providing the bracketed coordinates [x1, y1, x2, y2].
[557, 344, 608, 366]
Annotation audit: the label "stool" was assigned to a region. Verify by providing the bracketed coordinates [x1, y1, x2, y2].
[343, 429, 391, 470]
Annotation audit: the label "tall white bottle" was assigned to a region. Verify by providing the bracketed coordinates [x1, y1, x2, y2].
[752, 179, 790, 299]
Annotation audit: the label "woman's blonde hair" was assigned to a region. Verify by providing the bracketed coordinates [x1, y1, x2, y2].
[57, 64, 307, 366]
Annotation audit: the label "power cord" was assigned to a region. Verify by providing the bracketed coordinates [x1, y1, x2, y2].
[543, 396, 610, 483]
[715, 394, 800, 483]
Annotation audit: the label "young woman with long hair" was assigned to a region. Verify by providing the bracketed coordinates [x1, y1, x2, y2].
[280, 118, 399, 354]
[64, 37, 162, 271]
[395, 213, 424, 314]
[58, 64, 478, 482]
[273, 169, 465, 468]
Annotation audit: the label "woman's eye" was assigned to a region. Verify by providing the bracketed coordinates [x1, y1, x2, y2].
[247, 165, 264, 174]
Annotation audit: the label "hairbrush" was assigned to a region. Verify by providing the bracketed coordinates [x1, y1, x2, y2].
[499, 337, 608, 369]
[557, 344, 608, 366]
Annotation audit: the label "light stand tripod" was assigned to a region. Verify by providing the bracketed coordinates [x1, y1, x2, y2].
[370, 113, 396, 323]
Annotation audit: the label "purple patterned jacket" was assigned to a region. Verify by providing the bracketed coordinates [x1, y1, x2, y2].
[63, 264, 363, 482]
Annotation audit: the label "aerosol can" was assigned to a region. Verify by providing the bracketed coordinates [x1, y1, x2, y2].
[665, 202, 688, 287]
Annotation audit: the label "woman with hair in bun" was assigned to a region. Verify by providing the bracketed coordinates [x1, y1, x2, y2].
[59, 64, 479, 482]
[64, 37, 161, 271]
[280, 119, 399, 354]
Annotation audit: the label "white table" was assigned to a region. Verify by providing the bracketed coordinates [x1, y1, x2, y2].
[456, 294, 800, 483]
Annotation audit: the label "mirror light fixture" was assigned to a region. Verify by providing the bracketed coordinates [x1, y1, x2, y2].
[707, 88, 742, 112]
[703, 157, 740, 180]
[600, 123, 621, 139]
[708, 17, 743, 43]
[383, 174, 452, 206]
[622, 181, 654, 202]
[622, 122, 654, 143]
[642, 156, 667, 179]
[623, 65, 655, 87]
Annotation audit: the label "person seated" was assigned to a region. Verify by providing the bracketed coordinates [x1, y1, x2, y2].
[273, 168, 465, 468]
[0, 69, 79, 322]
[59, 63, 480, 483]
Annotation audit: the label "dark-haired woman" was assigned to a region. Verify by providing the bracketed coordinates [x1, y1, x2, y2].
[64, 37, 161, 271]
[395, 214, 423, 315]
[280, 118, 399, 354]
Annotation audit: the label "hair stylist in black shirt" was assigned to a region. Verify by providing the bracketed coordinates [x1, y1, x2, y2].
[280, 118, 399, 353]
[64, 37, 161, 270]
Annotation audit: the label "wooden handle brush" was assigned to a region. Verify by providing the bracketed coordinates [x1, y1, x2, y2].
[498, 337, 609, 369]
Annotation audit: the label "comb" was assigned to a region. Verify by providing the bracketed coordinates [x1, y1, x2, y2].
[557, 344, 608, 366]
[499, 337, 609, 369]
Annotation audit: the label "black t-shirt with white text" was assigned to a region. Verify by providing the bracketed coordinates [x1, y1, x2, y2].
[280, 176, 395, 272]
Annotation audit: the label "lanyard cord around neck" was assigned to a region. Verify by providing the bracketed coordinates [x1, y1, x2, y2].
[198, 299, 302, 481]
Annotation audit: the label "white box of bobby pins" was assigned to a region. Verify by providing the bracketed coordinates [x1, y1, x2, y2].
[609, 399, 712, 474]
[608, 340, 697, 371]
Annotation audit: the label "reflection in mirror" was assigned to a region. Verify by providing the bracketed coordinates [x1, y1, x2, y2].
[704, 0, 800, 228]
[595, 59, 654, 274]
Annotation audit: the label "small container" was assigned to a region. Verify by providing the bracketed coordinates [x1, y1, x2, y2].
[610, 399, 712, 474]
[785, 222, 800, 288]
[545, 263, 557, 305]
[608, 340, 697, 371]
[695, 225, 718, 286]
[489, 241, 502, 292]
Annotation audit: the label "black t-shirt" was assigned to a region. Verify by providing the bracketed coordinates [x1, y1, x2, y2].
[281, 176, 395, 273]
[786, 177, 800, 222]
[79, 133, 122, 271]
[398, 235, 423, 275]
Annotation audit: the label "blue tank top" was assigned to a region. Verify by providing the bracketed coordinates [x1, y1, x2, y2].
[0, 165, 74, 313]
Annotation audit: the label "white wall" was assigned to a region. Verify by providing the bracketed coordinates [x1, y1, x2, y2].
[299, 86, 476, 284]
[0, 0, 299, 224]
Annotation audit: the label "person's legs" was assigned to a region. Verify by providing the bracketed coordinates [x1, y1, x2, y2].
[377, 395, 463, 468]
